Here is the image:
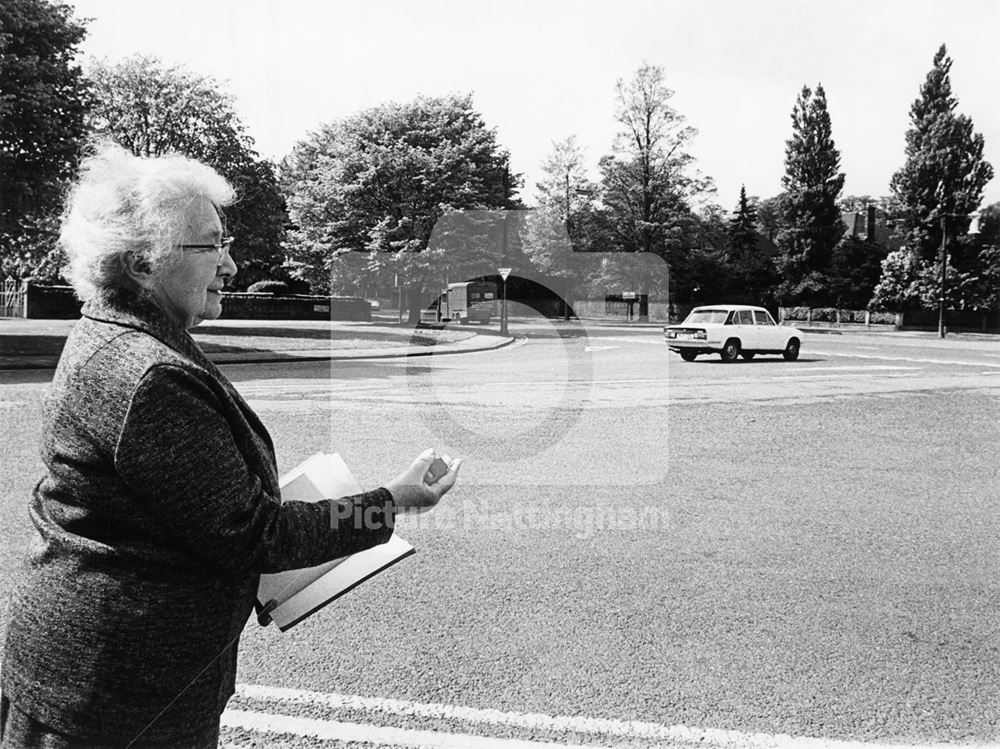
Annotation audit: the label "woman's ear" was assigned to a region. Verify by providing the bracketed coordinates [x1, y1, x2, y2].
[123, 252, 154, 288]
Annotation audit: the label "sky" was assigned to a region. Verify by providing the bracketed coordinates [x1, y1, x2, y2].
[67, 0, 1000, 212]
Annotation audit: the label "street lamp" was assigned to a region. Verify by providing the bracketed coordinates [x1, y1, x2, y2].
[932, 181, 981, 339]
[938, 211, 947, 338]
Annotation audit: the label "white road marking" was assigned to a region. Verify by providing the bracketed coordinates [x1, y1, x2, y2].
[222, 709, 602, 749]
[753, 366, 917, 372]
[226, 684, 970, 749]
[450, 370, 925, 389]
[590, 335, 663, 345]
[583, 345, 620, 352]
[809, 350, 1000, 367]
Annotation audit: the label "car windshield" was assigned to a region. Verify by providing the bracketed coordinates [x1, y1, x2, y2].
[684, 309, 730, 324]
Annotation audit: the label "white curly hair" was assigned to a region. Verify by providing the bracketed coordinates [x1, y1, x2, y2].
[60, 141, 236, 301]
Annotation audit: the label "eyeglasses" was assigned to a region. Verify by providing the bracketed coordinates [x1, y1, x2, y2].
[180, 236, 235, 263]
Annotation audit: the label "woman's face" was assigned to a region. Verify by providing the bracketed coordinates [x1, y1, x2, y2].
[148, 198, 238, 330]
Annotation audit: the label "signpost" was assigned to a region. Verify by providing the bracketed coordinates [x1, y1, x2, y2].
[498, 267, 511, 335]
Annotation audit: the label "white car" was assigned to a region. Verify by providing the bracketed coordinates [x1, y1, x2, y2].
[664, 305, 803, 362]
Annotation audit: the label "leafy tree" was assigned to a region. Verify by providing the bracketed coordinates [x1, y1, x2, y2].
[756, 193, 790, 243]
[525, 136, 597, 315]
[826, 196, 905, 308]
[596, 62, 712, 301]
[683, 204, 731, 307]
[951, 202, 1000, 311]
[870, 248, 923, 310]
[827, 235, 885, 308]
[0, 0, 90, 279]
[890, 44, 994, 266]
[776, 83, 846, 304]
[280, 93, 516, 318]
[87, 56, 287, 289]
[535, 137, 592, 223]
[976, 202, 1000, 250]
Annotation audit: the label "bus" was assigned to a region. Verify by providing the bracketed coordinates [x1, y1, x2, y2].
[423, 281, 498, 324]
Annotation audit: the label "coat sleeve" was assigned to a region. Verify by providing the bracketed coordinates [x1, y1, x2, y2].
[113, 363, 394, 575]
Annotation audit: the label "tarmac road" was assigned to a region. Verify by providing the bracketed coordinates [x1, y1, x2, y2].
[2, 321, 999, 747]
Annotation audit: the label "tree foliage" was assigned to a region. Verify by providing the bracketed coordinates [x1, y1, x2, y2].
[890, 45, 994, 265]
[777, 83, 845, 303]
[0, 0, 90, 278]
[827, 235, 886, 308]
[726, 185, 775, 299]
[280, 93, 517, 307]
[535, 136, 592, 220]
[87, 55, 287, 288]
[522, 136, 598, 308]
[596, 62, 712, 296]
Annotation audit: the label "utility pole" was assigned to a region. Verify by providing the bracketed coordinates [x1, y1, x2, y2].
[501, 167, 510, 336]
[938, 214, 947, 339]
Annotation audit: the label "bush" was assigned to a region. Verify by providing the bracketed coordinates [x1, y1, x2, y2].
[868, 310, 896, 324]
[781, 306, 811, 321]
[246, 280, 291, 295]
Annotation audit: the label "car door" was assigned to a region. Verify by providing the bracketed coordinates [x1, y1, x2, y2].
[753, 309, 780, 349]
[735, 309, 757, 350]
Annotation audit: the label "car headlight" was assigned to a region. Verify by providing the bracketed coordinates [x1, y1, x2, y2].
[694, 331, 706, 339]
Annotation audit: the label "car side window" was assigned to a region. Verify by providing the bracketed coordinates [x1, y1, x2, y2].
[724, 311, 735, 325]
[737, 310, 753, 325]
[754, 310, 774, 325]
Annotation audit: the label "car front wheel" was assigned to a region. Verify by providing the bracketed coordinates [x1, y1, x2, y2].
[720, 339, 740, 363]
[783, 338, 800, 361]
[680, 350, 698, 362]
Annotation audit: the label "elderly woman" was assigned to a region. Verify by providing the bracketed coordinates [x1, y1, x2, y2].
[0, 143, 459, 748]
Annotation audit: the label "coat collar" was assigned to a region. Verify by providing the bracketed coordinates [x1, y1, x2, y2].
[82, 286, 214, 371]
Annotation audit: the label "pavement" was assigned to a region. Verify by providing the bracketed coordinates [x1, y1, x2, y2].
[0, 314, 515, 371]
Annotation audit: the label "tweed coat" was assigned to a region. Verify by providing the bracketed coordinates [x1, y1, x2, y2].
[1, 287, 395, 745]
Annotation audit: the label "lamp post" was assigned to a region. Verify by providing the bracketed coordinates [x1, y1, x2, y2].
[938, 214, 947, 338]
[501, 167, 510, 336]
[934, 198, 982, 339]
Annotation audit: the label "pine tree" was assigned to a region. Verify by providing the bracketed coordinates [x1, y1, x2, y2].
[890, 44, 993, 265]
[778, 84, 845, 303]
[729, 186, 758, 260]
[727, 186, 774, 301]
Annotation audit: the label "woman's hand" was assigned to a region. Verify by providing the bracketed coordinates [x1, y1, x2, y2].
[385, 448, 462, 514]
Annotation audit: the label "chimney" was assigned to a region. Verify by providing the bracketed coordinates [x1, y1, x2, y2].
[866, 205, 877, 243]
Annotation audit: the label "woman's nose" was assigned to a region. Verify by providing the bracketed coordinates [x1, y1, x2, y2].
[219, 247, 238, 280]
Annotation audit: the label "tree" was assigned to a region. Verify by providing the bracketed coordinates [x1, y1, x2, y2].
[756, 193, 791, 243]
[777, 83, 846, 304]
[87, 56, 287, 288]
[827, 236, 885, 308]
[726, 185, 775, 301]
[0, 0, 90, 279]
[525, 136, 597, 315]
[870, 248, 924, 311]
[280, 93, 516, 317]
[950, 202, 1000, 311]
[534, 136, 594, 244]
[596, 62, 713, 301]
[890, 45, 993, 266]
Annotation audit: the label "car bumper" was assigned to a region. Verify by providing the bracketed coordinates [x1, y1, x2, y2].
[665, 338, 721, 351]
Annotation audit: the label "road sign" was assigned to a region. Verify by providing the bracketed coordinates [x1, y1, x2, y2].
[498, 267, 511, 281]
[623, 291, 636, 300]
